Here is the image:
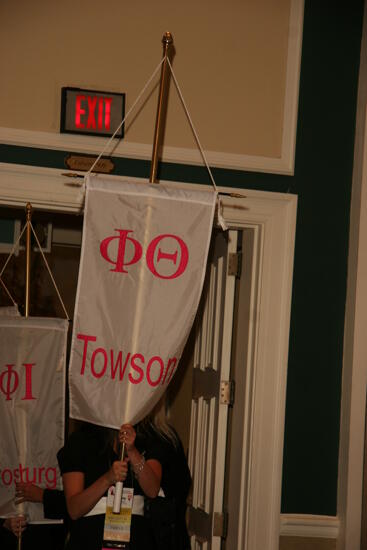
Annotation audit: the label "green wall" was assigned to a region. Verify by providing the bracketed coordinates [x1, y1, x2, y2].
[282, 1, 363, 515]
[0, 2, 364, 515]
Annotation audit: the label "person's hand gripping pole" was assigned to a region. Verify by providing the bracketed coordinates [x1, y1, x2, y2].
[113, 441, 126, 513]
[113, 425, 136, 513]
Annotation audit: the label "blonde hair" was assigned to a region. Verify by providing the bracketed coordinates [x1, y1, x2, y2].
[138, 395, 178, 448]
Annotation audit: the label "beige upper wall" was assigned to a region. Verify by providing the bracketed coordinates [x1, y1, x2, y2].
[0, 0, 293, 159]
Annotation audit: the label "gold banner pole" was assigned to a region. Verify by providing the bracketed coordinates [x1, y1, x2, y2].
[24, 203, 32, 318]
[17, 514, 24, 550]
[113, 32, 173, 514]
[16, 203, 33, 548]
[149, 31, 173, 184]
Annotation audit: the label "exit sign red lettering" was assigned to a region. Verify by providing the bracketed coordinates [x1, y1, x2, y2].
[60, 87, 125, 138]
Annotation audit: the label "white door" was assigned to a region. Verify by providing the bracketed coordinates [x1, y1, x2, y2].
[187, 228, 238, 550]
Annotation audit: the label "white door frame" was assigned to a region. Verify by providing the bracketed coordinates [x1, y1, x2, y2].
[220, 190, 296, 548]
[0, 164, 297, 549]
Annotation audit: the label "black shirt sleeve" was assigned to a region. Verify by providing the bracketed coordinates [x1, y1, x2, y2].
[57, 431, 87, 475]
[135, 426, 191, 501]
[43, 489, 68, 520]
[57, 427, 116, 491]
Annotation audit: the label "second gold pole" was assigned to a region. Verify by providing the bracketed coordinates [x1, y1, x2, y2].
[25, 203, 32, 318]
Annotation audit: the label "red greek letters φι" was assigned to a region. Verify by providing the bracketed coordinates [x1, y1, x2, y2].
[0, 363, 36, 401]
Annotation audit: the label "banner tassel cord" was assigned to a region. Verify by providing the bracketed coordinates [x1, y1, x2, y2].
[84, 58, 165, 182]
[70, 55, 233, 230]
[29, 222, 70, 320]
[0, 277, 17, 307]
[0, 220, 70, 320]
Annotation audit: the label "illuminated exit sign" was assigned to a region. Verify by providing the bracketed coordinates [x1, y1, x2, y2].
[60, 87, 125, 138]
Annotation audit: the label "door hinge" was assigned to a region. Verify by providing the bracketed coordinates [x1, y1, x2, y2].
[228, 252, 242, 278]
[220, 380, 235, 406]
[213, 511, 229, 538]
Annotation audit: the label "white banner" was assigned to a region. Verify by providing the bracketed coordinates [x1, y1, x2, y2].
[0, 306, 20, 317]
[0, 317, 67, 522]
[69, 176, 216, 428]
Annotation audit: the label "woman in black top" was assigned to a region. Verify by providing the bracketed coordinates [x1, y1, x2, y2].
[57, 407, 191, 550]
[0, 486, 68, 550]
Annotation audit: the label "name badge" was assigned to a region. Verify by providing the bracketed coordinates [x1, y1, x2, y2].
[103, 485, 134, 547]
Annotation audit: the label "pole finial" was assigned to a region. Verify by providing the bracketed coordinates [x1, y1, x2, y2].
[162, 31, 173, 46]
[26, 202, 32, 221]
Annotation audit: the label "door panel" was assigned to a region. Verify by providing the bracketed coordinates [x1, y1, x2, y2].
[188, 229, 238, 549]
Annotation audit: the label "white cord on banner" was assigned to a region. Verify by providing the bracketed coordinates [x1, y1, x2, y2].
[77, 54, 227, 229]
[0, 221, 70, 320]
[166, 59, 217, 191]
[29, 222, 70, 321]
[0, 277, 17, 307]
[166, 58, 227, 230]
[0, 222, 28, 279]
[84, 58, 165, 179]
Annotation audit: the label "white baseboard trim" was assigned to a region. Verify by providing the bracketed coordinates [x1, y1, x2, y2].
[280, 514, 340, 539]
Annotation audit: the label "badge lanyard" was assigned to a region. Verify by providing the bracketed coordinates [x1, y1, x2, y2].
[102, 485, 134, 548]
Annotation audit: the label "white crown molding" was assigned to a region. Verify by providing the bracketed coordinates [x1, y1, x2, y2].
[0, 126, 294, 175]
[0, 163, 84, 212]
[0, 1, 304, 176]
[280, 514, 340, 539]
